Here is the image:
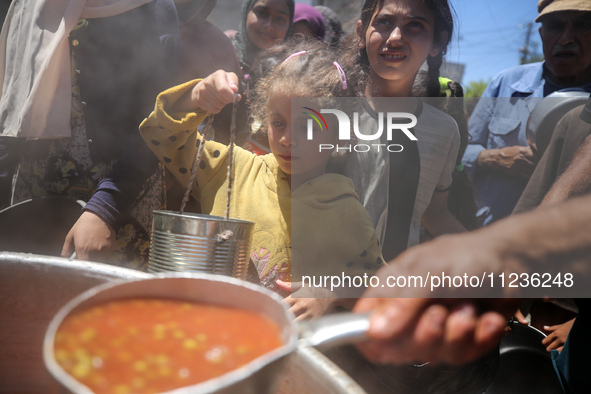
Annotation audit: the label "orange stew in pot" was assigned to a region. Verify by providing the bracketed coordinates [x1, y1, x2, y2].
[53, 298, 283, 393]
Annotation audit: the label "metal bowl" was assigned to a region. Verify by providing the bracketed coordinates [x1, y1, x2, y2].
[484, 321, 564, 394]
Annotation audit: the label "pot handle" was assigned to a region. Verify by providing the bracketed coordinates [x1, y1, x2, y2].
[298, 312, 370, 349]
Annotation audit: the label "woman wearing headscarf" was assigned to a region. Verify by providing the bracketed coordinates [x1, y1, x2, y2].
[231, 0, 294, 73]
[209, 0, 294, 154]
[291, 3, 325, 41]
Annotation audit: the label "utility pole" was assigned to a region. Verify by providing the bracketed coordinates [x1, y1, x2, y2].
[519, 22, 533, 64]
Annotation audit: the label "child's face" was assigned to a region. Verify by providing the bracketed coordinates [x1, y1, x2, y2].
[359, 0, 444, 90]
[246, 0, 290, 50]
[267, 92, 335, 183]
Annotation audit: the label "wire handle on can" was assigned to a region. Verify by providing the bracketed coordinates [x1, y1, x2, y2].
[179, 115, 213, 214]
[179, 93, 239, 221]
[225, 93, 239, 221]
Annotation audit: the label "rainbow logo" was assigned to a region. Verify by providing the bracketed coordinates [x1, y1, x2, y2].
[302, 107, 328, 132]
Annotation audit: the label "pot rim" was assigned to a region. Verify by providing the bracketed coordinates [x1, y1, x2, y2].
[153, 210, 256, 226]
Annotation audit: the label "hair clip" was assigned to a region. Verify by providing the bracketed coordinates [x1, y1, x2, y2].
[281, 50, 307, 64]
[333, 61, 348, 90]
[439, 77, 452, 93]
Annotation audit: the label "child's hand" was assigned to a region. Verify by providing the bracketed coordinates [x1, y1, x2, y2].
[61, 211, 116, 262]
[542, 318, 575, 353]
[277, 280, 336, 321]
[513, 308, 530, 325]
[192, 70, 240, 114]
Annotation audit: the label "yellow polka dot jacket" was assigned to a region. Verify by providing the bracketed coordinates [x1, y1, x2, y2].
[140, 80, 386, 297]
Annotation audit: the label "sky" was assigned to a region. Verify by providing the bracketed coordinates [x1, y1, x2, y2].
[445, 0, 543, 84]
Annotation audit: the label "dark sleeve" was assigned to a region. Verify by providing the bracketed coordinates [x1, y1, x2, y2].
[84, 0, 180, 229]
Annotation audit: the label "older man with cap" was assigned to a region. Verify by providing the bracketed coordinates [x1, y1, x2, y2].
[462, 0, 591, 225]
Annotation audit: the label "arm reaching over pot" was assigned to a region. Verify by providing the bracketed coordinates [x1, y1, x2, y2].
[354, 192, 591, 365]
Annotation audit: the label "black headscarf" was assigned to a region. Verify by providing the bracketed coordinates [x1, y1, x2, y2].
[314, 5, 343, 48]
[232, 0, 294, 72]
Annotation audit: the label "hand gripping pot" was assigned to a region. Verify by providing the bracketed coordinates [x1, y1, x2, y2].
[43, 274, 369, 394]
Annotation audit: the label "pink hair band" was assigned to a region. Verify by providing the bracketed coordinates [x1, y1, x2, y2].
[281, 51, 347, 90]
[333, 61, 347, 90]
[282, 50, 307, 64]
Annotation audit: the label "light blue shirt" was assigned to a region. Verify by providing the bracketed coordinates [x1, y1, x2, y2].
[463, 62, 591, 225]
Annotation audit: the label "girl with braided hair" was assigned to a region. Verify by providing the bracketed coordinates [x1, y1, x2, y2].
[343, 0, 474, 261]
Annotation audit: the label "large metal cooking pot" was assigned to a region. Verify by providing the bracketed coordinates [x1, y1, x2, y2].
[43, 274, 369, 394]
[0, 253, 365, 394]
[0, 252, 149, 393]
[484, 321, 564, 394]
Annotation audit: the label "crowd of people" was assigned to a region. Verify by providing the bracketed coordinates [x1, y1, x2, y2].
[1, 0, 591, 392]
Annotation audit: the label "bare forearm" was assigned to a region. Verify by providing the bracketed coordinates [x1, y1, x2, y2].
[495, 194, 591, 277]
[541, 135, 591, 206]
[476, 148, 502, 170]
[170, 86, 200, 114]
[476, 145, 537, 179]
[352, 193, 591, 367]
